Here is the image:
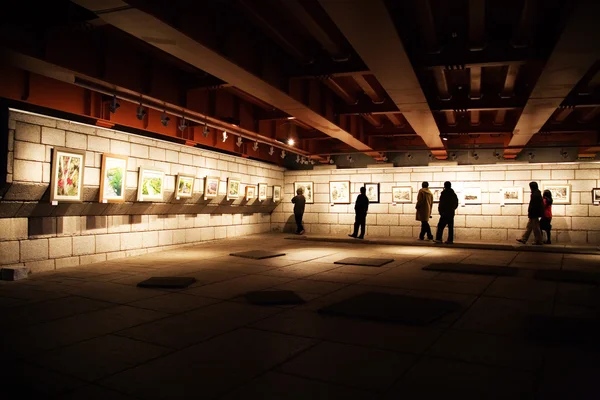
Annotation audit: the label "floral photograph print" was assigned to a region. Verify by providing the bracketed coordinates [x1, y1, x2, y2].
[204, 176, 219, 199]
[227, 178, 241, 200]
[273, 185, 282, 202]
[50, 147, 86, 203]
[245, 185, 256, 201]
[593, 188, 600, 205]
[543, 184, 571, 205]
[329, 181, 351, 204]
[258, 183, 267, 201]
[392, 186, 412, 203]
[364, 183, 380, 203]
[99, 154, 127, 203]
[500, 187, 523, 204]
[137, 167, 164, 202]
[175, 174, 195, 199]
[294, 181, 314, 204]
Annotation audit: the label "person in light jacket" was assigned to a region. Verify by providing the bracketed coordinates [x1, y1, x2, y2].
[415, 182, 434, 240]
[517, 182, 544, 245]
[435, 181, 459, 244]
[349, 187, 369, 239]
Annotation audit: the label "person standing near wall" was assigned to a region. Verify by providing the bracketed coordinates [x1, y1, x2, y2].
[291, 188, 306, 235]
[434, 181, 459, 244]
[541, 189, 553, 244]
[517, 182, 544, 245]
[416, 182, 434, 240]
[349, 186, 369, 239]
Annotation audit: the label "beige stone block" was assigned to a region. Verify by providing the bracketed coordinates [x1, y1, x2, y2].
[518, 216, 530, 229]
[337, 214, 354, 225]
[457, 205, 482, 215]
[480, 171, 505, 181]
[13, 159, 42, 182]
[179, 152, 193, 166]
[42, 162, 51, 183]
[452, 215, 466, 227]
[107, 216, 130, 233]
[0, 241, 20, 264]
[215, 226, 227, 239]
[65, 131, 87, 150]
[125, 249, 148, 258]
[95, 234, 121, 253]
[26, 259, 55, 273]
[149, 147, 166, 161]
[147, 215, 164, 231]
[110, 140, 130, 156]
[57, 120, 96, 135]
[14, 141, 45, 161]
[80, 216, 108, 236]
[532, 170, 551, 180]
[398, 215, 416, 226]
[0, 218, 28, 241]
[121, 232, 143, 250]
[88, 136, 110, 153]
[453, 228, 481, 241]
[455, 172, 480, 181]
[589, 205, 600, 217]
[161, 215, 177, 230]
[570, 180, 596, 192]
[491, 216, 518, 229]
[48, 237, 72, 259]
[366, 226, 389, 237]
[580, 191, 592, 204]
[314, 183, 329, 194]
[130, 135, 155, 146]
[20, 239, 49, 262]
[308, 224, 329, 235]
[185, 228, 201, 243]
[433, 172, 456, 182]
[481, 228, 507, 241]
[565, 205, 588, 217]
[158, 230, 173, 246]
[551, 217, 571, 230]
[505, 170, 531, 180]
[55, 256, 80, 269]
[142, 231, 159, 247]
[366, 214, 376, 225]
[376, 214, 399, 226]
[300, 213, 317, 224]
[83, 167, 100, 186]
[466, 215, 491, 228]
[129, 215, 149, 232]
[330, 225, 350, 235]
[318, 213, 338, 224]
[200, 227, 215, 240]
[481, 204, 501, 215]
[557, 230, 587, 244]
[575, 169, 600, 180]
[368, 204, 389, 214]
[15, 122, 41, 143]
[571, 217, 600, 231]
[390, 226, 413, 237]
[131, 143, 149, 158]
[73, 236, 95, 256]
[551, 169, 575, 180]
[56, 216, 80, 236]
[80, 254, 107, 266]
[314, 193, 329, 203]
[500, 205, 522, 216]
[410, 172, 432, 183]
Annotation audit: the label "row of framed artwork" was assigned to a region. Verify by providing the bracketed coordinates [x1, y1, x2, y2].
[294, 181, 600, 206]
[49, 147, 282, 204]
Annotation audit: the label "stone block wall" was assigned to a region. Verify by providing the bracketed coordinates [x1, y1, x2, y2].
[1, 110, 283, 273]
[272, 163, 600, 244]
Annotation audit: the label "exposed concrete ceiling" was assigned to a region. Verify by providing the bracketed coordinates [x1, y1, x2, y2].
[71, 0, 383, 159]
[318, 0, 447, 158]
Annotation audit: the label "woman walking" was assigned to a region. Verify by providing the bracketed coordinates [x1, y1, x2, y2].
[541, 189, 553, 244]
[415, 182, 434, 240]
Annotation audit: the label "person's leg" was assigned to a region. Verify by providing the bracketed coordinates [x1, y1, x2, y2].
[447, 216, 454, 243]
[350, 213, 359, 237]
[294, 213, 302, 234]
[520, 218, 534, 242]
[533, 218, 542, 244]
[358, 213, 366, 238]
[419, 221, 426, 240]
[425, 221, 433, 239]
[436, 215, 446, 241]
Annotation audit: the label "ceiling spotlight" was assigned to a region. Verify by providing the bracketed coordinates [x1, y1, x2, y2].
[178, 117, 188, 132]
[442, 136, 448, 141]
[202, 125, 209, 138]
[136, 104, 146, 120]
[109, 95, 120, 114]
[494, 151, 502, 160]
[268, 146, 274, 156]
[287, 138, 295, 146]
[301, 157, 308, 164]
[310, 159, 315, 165]
[451, 152, 457, 161]
[560, 149, 569, 159]
[346, 155, 354, 163]
[222, 131, 228, 142]
[160, 111, 170, 127]
[382, 156, 388, 162]
[280, 150, 286, 159]
[472, 152, 479, 160]
[328, 156, 334, 164]
[428, 153, 433, 159]
[528, 151, 535, 160]
[296, 155, 301, 163]
[407, 153, 413, 160]
[252, 141, 259, 151]
[236, 136, 243, 148]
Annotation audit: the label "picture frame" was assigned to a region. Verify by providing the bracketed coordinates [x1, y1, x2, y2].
[430, 187, 443, 203]
[364, 183, 380, 203]
[99, 153, 127, 203]
[175, 173, 195, 199]
[227, 178, 241, 200]
[329, 181, 351, 204]
[245, 185, 256, 201]
[137, 167, 165, 202]
[593, 188, 600, 205]
[258, 183, 267, 201]
[391, 186, 412, 203]
[543, 184, 571, 205]
[204, 176, 220, 199]
[50, 147, 86, 203]
[500, 186, 523, 204]
[462, 187, 482, 205]
[294, 181, 314, 204]
[273, 185, 282, 202]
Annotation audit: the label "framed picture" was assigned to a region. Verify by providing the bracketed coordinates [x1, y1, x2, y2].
[227, 178, 241, 200]
[500, 187, 523, 204]
[364, 183, 380, 203]
[175, 174, 195, 199]
[391, 186, 412, 203]
[99, 153, 127, 203]
[593, 188, 600, 205]
[543, 184, 571, 205]
[462, 187, 482, 205]
[273, 185, 282, 202]
[294, 181, 314, 204]
[50, 147, 86, 203]
[245, 185, 256, 201]
[329, 181, 351, 204]
[204, 176, 219, 199]
[137, 167, 164, 202]
[258, 183, 267, 201]
[430, 187, 443, 203]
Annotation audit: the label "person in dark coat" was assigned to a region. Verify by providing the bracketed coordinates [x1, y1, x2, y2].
[541, 189, 553, 244]
[291, 188, 306, 235]
[517, 182, 544, 245]
[435, 181, 459, 244]
[416, 181, 434, 240]
[349, 186, 369, 239]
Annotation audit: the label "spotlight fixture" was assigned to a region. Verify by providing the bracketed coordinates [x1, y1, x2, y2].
[328, 156, 334, 165]
[236, 136, 243, 148]
[442, 136, 448, 141]
[136, 104, 146, 120]
[528, 151, 535, 160]
[472, 152, 479, 160]
[160, 111, 170, 127]
[406, 153, 413, 160]
[222, 131, 228, 142]
[202, 125, 209, 138]
[451, 152, 457, 161]
[296, 155, 301, 163]
[301, 157, 308, 164]
[346, 155, 354, 163]
[494, 151, 502, 160]
[428, 153, 433, 160]
[268, 146, 274, 156]
[382, 156, 388, 162]
[252, 141, 259, 151]
[287, 138, 295, 146]
[109, 95, 120, 114]
[560, 149, 569, 160]
[280, 150, 286, 159]
[178, 117, 188, 132]
[309, 159, 315, 165]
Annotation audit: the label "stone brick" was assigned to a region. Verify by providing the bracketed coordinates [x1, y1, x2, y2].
[376, 214, 399, 226]
[57, 120, 96, 135]
[366, 226, 389, 237]
[73, 236, 95, 256]
[0, 241, 20, 265]
[200, 227, 215, 241]
[457, 205, 482, 215]
[64, 131, 87, 150]
[166, 150, 179, 163]
[55, 256, 80, 269]
[575, 169, 600, 180]
[108, 216, 131, 233]
[310, 224, 331, 234]
[557, 230, 587, 244]
[88, 136, 110, 153]
[13, 160, 43, 182]
[143, 231, 159, 248]
[48, 237, 73, 259]
[214, 226, 227, 239]
[179, 152, 193, 166]
[389, 226, 413, 237]
[570, 180, 597, 192]
[131, 143, 149, 158]
[455, 172, 480, 181]
[481, 228, 507, 241]
[26, 259, 55, 273]
[110, 140, 130, 156]
[178, 215, 196, 229]
[589, 205, 600, 217]
[15, 122, 41, 143]
[163, 215, 178, 230]
[185, 228, 201, 243]
[500, 205, 522, 216]
[466, 215, 492, 228]
[491, 216, 518, 229]
[14, 141, 45, 161]
[368, 204, 389, 214]
[41, 127, 65, 146]
[481, 171, 505, 181]
[149, 147, 166, 161]
[481, 204, 501, 215]
[130, 215, 149, 232]
[83, 167, 101, 186]
[453, 228, 481, 241]
[532, 170, 551, 180]
[158, 230, 173, 246]
[95, 234, 121, 253]
[1, 266, 30, 281]
[126, 171, 138, 188]
[571, 217, 600, 231]
[453, 215, 466, 227]
[0, 218, 28, 241]
[106, 251, 126, 261]
[551, 169, 575, 180]
[121, 232, 144, 250]
[80, 254, 107, 266]
[565, 205, 588, 217]
[318, 213, 338, 224]
[20, 239, 49, 262]
[505, 170, 531, 180]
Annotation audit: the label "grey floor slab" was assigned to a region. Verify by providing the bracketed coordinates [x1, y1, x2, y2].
[64, 281, 169, 304]
[185, 275, 292, 299]
[483, 277, 557, 302]
[127, 292, 220, 313]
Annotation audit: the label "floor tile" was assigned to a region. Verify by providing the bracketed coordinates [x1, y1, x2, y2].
[0, 361, 85, 397]
[555, 282, 600, 309]
[484, 277, 557, 302]
[60, 384, 137, 400]
[184, 275, 292, 299]
[272, 279, 347, 295]
[64, 281, 168, 303]
[127, 292, 219, 313]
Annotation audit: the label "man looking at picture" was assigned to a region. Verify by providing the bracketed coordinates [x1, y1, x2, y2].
[349, 186, 369, 239]
[434, 181, 459, 244]
[291, 188, 306, 235]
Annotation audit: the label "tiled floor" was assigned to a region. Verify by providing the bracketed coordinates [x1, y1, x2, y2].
[1, 233, 599, 399]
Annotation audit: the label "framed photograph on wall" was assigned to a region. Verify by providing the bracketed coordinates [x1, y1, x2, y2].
[462, 187, 482, 205]
[294, 181, 314, 204]
[430, 187, 443, 203]
[391, 186, 412, 203]
[227, 178, 241, 200]
[99, 153, 127, 203]
[500, 186, 523, 204]
[175, 174, 195, 199]
[50, 147, 86, 203]
[245, 185, 256, 201]
[204, 176, 219, 199]
[137, 167, 164, 202]
[273, 185, 282, 202]
[543, 184, 571, 205]
[258, 183, 267, 201]
[329, 181, 351, 204]
[364, 183, 380, 203]
[593, 188, 600, 205]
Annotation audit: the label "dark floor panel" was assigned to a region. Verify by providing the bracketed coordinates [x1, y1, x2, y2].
[137, 277, 196, 289]
[423, 263, 518, 276]
[334, 258, 394, 267]
[319, 292, 461, 325]
[534, 269, 600, 285]
[230, 250, 286, 260]
[245, 290, 305, 305]
[525, 314, 600, 345]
